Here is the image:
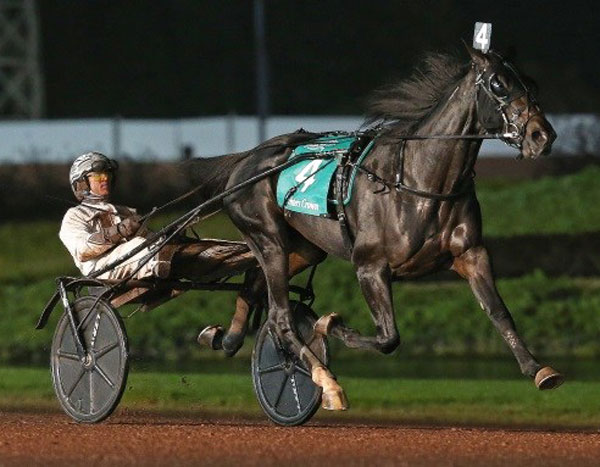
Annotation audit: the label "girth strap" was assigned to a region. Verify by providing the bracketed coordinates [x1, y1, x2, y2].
[334, 155, 354, 255]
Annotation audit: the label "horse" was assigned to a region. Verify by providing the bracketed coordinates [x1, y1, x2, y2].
[192, 45, 561, 410]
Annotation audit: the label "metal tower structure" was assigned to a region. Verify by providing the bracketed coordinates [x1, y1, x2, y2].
[0, 0, 44, 118]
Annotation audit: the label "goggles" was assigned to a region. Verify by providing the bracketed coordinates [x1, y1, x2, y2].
[91, 159, 118, 173]
[87, 172, 111, 181]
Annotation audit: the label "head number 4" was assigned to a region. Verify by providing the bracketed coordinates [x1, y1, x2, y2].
[473, 22, 492, 53]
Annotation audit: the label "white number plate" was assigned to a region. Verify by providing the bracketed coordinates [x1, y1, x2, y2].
[473, 22, 492, 53]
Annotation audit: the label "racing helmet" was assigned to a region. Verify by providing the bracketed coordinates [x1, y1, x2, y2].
[69, 151, 118, 200]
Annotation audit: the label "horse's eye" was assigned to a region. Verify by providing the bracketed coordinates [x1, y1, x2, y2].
[490, 75, 507, 97]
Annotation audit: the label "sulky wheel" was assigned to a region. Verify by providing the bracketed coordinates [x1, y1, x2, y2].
[252, 301, 328, 426]
[50, 296, 129, 423]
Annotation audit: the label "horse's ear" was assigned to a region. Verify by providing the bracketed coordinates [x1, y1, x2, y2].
[462, 39, 487, 68]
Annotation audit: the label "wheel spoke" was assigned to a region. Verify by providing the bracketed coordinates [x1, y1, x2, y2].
[89, 371, 94, 414]
[57, 350, 80, 362]
[94, 363, 115, 389]
[65, 368, 86, 397]
[258, 362, 285, 375]
[77, 303, 101, 332]
[273, 374, 289, 409]
[289, 374, 303, 414]
[295, 364, 311, 378]
[95, 341, 119, 359]
[90, 312, 102, 350]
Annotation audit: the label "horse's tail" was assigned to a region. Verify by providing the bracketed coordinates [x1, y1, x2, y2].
[184, 131, 320, 203]
[185, 152, 249, 202]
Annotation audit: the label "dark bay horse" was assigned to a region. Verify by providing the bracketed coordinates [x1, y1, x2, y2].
[194, 46, 561, 410]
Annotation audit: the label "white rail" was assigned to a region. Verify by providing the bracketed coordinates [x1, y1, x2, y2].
[0, 114, 597, 163]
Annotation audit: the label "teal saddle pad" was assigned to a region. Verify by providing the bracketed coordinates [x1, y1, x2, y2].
[276, 134, 373, 216]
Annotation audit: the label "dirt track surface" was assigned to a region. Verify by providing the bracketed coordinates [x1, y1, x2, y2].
[1, 412, 599, 466]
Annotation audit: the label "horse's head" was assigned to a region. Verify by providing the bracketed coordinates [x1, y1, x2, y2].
[467, 46, 556, 159]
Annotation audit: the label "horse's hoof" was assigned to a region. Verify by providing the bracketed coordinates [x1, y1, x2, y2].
[535, 366, 564, 390]
[222, 333, 244, 357]
[321, 388, 349, 411]
[314, 313, 341, 336]
[311, 365, 348, 411]
[197, 325, 224, 350]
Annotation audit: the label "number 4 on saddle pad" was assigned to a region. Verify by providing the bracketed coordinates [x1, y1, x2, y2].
[276, 135, 371, 217]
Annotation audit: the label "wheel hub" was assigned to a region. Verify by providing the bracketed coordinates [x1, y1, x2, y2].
[82, 352, 95, 369]
[283, 361, 295, 375]
[252, 301, 328, 426]
[52, 296, 129, 424]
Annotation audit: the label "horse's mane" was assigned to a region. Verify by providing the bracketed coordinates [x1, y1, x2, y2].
[364, 52, 470, 136]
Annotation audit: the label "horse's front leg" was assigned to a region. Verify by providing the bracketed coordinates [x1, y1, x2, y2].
[452, 246, 563, 389]
[316, 262, 400, 354]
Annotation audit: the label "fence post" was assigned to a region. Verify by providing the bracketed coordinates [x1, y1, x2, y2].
[112, 115, 121, 157]
[226, 111, 236, 153]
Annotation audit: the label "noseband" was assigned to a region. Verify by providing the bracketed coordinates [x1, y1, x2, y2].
[474, 56, 538, 151]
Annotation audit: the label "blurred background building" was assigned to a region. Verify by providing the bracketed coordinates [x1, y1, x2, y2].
[0, 0, 599, 162]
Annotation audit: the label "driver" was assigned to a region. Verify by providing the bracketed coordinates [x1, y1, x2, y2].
[60, 151, 258, 283]
[59, 151, 265, 354]
[59, 151, 173, 280]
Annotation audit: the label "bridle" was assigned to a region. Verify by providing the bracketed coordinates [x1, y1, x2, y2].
[473, 52, 539, 152]
[362, 52, 540, 200]
[374, 53, 537, 146]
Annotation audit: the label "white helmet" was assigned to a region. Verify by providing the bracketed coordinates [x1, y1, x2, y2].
[69, 151, 118, 200]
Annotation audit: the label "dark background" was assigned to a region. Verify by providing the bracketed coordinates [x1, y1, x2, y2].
[38, 0, 600, 118]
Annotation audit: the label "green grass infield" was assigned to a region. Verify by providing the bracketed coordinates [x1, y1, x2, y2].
[1, 366, 599, 430]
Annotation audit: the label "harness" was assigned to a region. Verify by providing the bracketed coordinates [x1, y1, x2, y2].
[474, 53, 539, 153]
[331, 54, 538, 253]
[73, 54, 536, 276]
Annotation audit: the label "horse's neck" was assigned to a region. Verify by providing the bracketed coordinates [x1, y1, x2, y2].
[403, 70, 482, 194]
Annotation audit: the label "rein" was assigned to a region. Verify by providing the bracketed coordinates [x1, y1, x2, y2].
[137, 183, 207, 222]
[356, 58, 533, 201]
[87, 152, 328, 283]
[137, 139, 317, 224]
[349, 143, 476, 201]
[381, 131, 519, 141]
[352, 130, 505, 201]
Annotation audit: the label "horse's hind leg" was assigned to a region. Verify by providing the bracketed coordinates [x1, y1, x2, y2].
[237, 228, 347, 410]
[221, 251, 317, 356]
[220, 266, 266, 356]
[199, 240, 325, 356]
[316, 261, 400, 355]
[452, 246, 564, 389]
[197, 268, 264, 355]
